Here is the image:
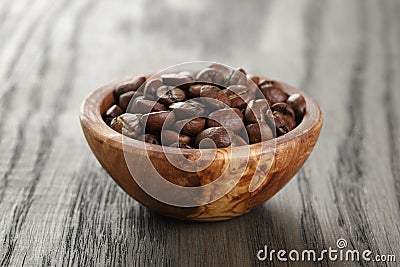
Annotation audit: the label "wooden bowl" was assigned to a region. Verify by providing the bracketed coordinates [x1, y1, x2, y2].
[80, 75, 323, 222]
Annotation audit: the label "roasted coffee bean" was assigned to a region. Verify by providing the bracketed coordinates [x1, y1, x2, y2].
[273, 111, 296, 136]
[138, 134, 160, 145]
[119, 91, 135, 111]
[196, 68, 225, 85]
[156, 86, 187, 105]
[144, 79, 163, 100]
[246, 122, 274, 144]
[113, 113, 142, 138]
[110, 117, 123, 133]
[170, 100, 207, 119]
[174, 117, 206, 136]
[260, 82, 288, 104]
[114, 76, 146, 98]
[195, 127, 232, 148]
[287, 93, 306, 120]
[169, 142, 193, 149]
[207, 108, 245, 132]
[128, 98, 166, 114]
[140, 111, 175, 132]
[227, 69, 247, 86]
[271, 102, 295, 119]
[225, 85, 253, 109]
[187, 84, 203, 97]
[245, 99, 269, 124]
[161, 72, 194, 86]
[247, 74, 260, 85]
[105, 104, 123, 122]
[161, 130, 191, 146]
[231, 135, 248, 147]
[200, 85, 231, 109]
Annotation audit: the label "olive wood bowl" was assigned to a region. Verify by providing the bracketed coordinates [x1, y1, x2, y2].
[80, 75, 323, 222]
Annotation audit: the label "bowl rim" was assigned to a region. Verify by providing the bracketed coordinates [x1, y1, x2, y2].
[80, 74, 323, 157]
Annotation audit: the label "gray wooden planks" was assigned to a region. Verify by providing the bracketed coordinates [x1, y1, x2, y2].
[0, 0, 399, 266]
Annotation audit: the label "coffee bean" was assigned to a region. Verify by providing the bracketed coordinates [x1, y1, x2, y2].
[174, 117, 206, 136]
[195, 127, 232, 148]
[156, 86, 187, 106]
[225, 85, 253, 109]
[140, 111, 175, 132]
[246, 122, 274, 144]
[273, 111, 296, 136]
[187, 84, 203, 97]
[247, 74, 260, 85]
[144, 79, 163, 100]
[114, 76, 146, 98]
[128, 98, 166, 114]
[105, 105, 123, 122]
[200, 85, 231, 109]
[169, 142, 193, 149]
[169, 100, 207, 119]
[207, 108, 245, 132]
[113, 113, 142, 138]
[245, 99, 269, 124]
[110, 117, 122, 133]
[227, 68, 247, 86]
[161, 72, 194, 86]
[119, 91, 135, 111]
[287, 93, 306, 120]
[231, 135, 248, 147]
[271, 102, 295, 119]
[196, 68, 225, 85]
[260, 81, 288, 104]
[161, 130, 191, 146]
[138, 134, 160, 145]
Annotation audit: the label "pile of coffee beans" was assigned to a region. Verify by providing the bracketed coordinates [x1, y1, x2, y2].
[104, 64, 306, 149]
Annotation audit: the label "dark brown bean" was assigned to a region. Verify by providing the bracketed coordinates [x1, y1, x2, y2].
[118, 91, 135, 111]
[200, 85, 231, 109]
[271, 102, 295, 119]
[225, 85, 253, 109]
[161, 130, 191, 146]
[195, 127, 232, 148]
[144, 79, 163, 100]
[247, 74, 260, 85]
[187, 84, 203, 97]
[227, 69, 247, 86]
[207, 108, 245, 132]
[287, 93, 306, 120]
[156, 86, 187, 106]
[260, 82, 288, 104]
[110, 117, 123, 133]
[114, 76, 146, 98]
[114, 113, 142, 138]
[273, 111, 297, 136]
[196, 68, 225, 85]
[169, 142, 193, 149]
[169, 100, 207, 119]
[140, 111, 175, 132]
[246, 122, 274, 144]
[128, 98, 166, 114]
[137, 134, 160, 145]
[174, 118, 206, 136]
[105, 105, 123, 122]
[244, 99, 269, 124]
[161, 72, 194, 86]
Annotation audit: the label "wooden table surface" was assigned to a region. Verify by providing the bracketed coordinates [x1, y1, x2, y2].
[0, 0, 399, 266]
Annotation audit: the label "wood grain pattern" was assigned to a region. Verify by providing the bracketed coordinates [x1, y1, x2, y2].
[0, 0, 399, 266]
